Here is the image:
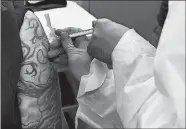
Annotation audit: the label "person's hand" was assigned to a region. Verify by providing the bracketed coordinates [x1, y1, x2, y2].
[87, 18, 129, 68]
[48, 36, 68, 72]
[49, 27, 92, 81]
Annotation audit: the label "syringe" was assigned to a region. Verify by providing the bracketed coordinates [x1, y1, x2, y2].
[69, 29, 93, 38]
[44, 13, 93, 39]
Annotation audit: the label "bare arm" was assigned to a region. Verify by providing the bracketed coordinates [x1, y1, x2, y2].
[18, 11, 62, 129]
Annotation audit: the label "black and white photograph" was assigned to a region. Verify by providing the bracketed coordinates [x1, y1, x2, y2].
[1, 0, 185, 129]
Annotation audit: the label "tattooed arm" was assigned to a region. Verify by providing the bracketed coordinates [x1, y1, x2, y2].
[18, 11, 62, 129]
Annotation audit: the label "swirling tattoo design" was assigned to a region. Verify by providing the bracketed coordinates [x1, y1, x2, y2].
[18, 11, 62, 129]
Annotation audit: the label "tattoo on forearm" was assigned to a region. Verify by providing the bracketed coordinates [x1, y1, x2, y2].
[18, 11, 62, 129]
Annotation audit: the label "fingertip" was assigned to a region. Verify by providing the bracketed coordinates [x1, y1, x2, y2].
[55, 29, 63, 36]
[50, 37, 61, 49]
[48, 48, 62, 58]
[55, 30, 70, 41]
[60, 31, 70, 41]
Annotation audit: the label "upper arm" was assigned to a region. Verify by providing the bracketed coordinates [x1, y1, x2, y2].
[18, 10, 63, 129]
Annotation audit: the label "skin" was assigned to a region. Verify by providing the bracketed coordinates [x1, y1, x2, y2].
[18, 11, 62, 129]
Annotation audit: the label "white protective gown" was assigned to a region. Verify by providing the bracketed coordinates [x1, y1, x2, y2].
[77, 1, 185, 128]
[112, 1, 185, 128]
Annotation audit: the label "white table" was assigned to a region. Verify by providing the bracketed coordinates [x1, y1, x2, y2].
[35, 1, 96, 40]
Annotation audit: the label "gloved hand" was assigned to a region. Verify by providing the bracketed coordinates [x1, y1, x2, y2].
[48, 36, 68, 72]
[87, 18, 129, 68]
[48, 27, 92, 81]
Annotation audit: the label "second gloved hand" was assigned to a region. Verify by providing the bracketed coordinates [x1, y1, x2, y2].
[54, 28, 93, 81]
[87, 19, 129, 68]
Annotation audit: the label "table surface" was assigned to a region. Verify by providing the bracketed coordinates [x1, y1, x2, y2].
[35, 1, 96, 39]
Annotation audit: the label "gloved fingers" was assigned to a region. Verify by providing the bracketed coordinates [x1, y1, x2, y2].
[74, 36, 89, 49]
[58, 31, 75, 53]
[51, 53, 68, 72]
[55, 27, 88, 40]
[88, 19, 99, 52]
[50, 37, 61, 49]
[87, 38, 108, 64]
[48, 48, 65, 59]
[55, 29, 63, 36]
[96, 18, 111, 24]
[52, 54, 68, 66]
[55, 28, 88, 48]
[87, 36, 95, 57]
[92, 18, 112, 29]
[61, 27, 89, 47]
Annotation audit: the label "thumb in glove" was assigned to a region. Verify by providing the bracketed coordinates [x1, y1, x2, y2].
[55, 30, 77, 57]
